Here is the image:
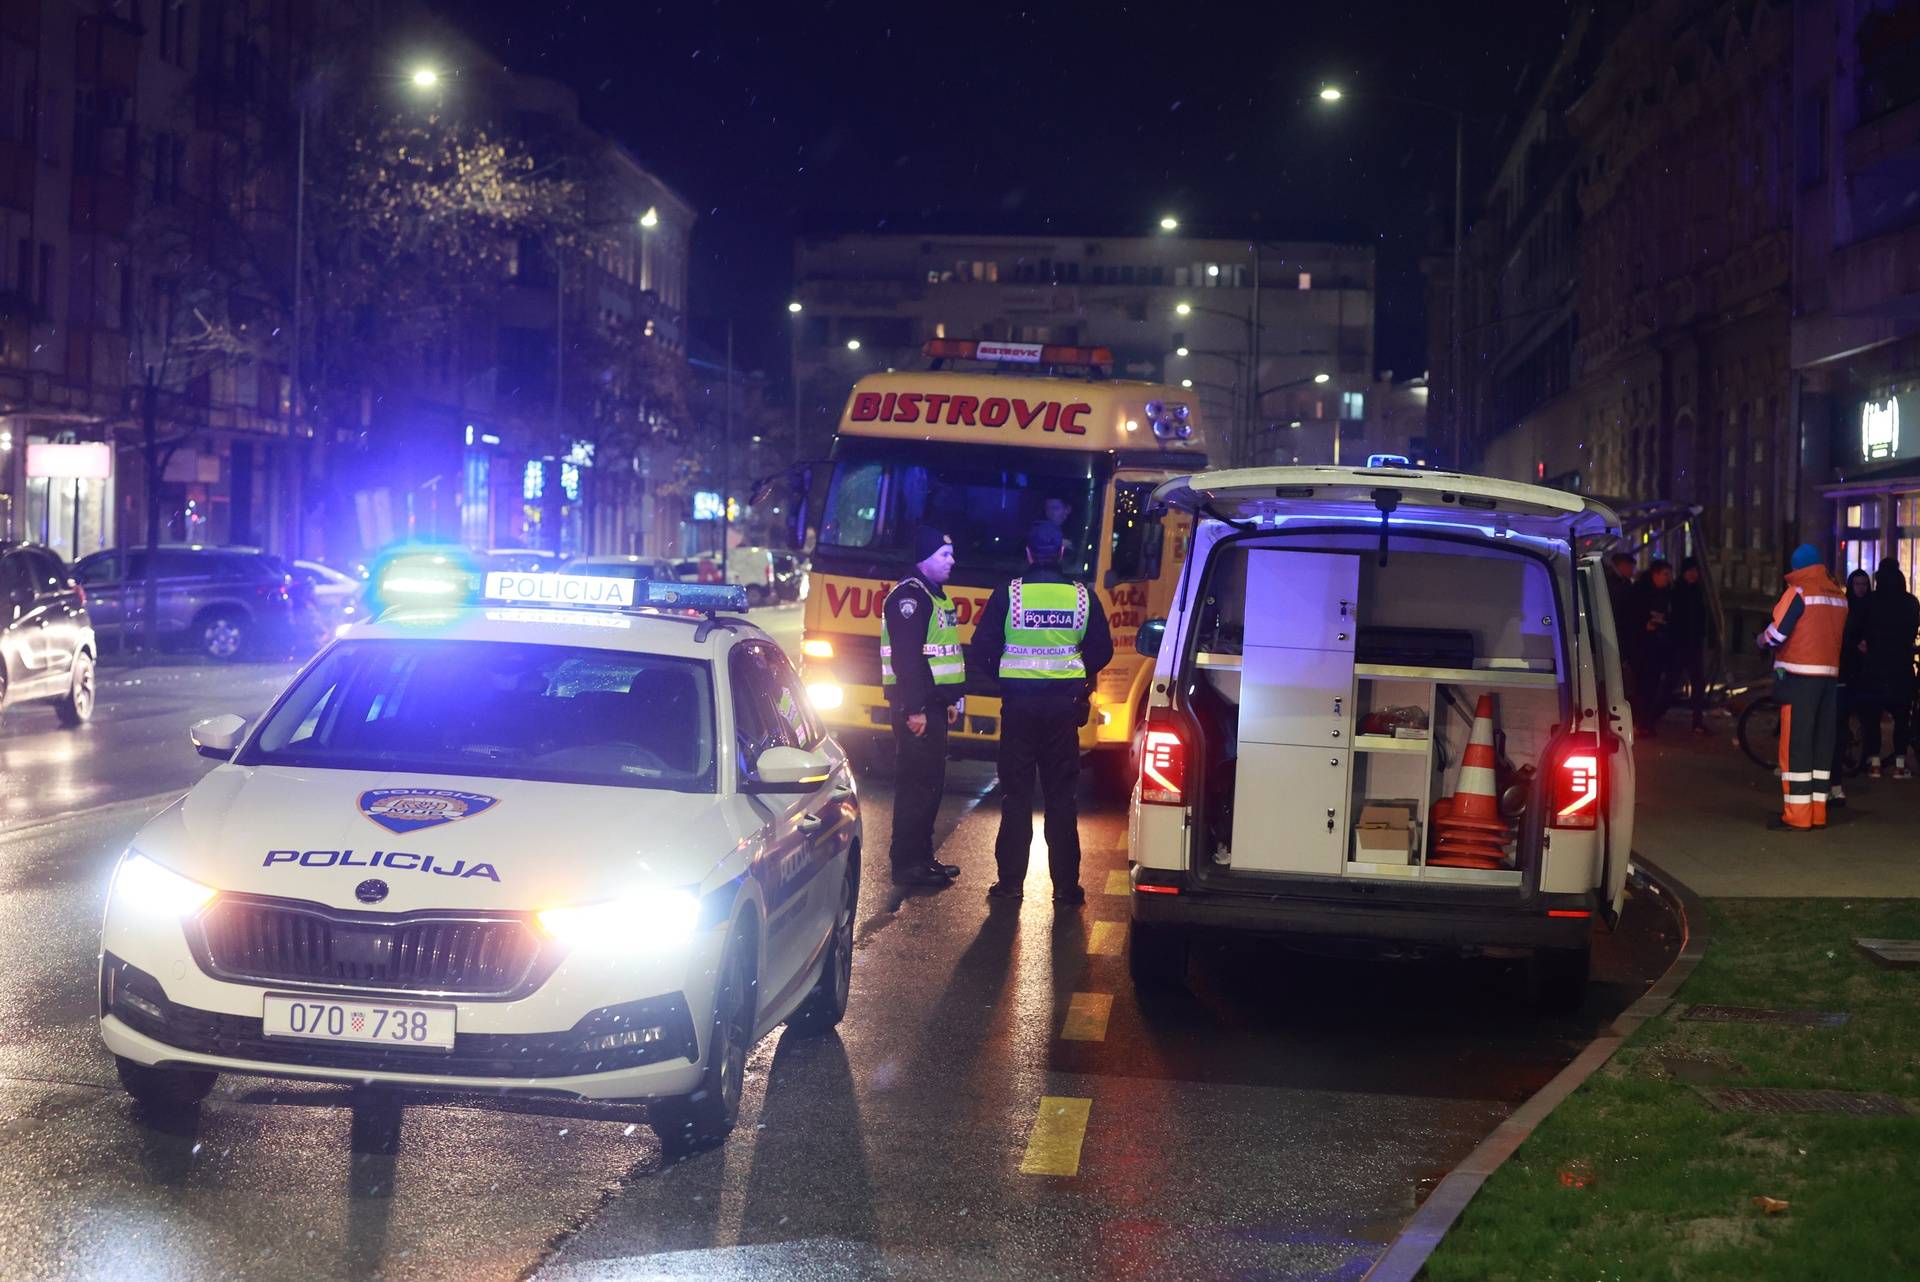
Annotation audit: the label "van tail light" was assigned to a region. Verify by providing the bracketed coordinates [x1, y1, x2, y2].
[1138, 707, 1193, 806]
[1546, 733, 1603, 829]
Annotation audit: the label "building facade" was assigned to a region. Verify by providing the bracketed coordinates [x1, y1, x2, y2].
[1455, 0, 1797, 631]
[1793, 0, 1920, 582]
[1, 0, 310, 563]
[791, 231, 1380, 469]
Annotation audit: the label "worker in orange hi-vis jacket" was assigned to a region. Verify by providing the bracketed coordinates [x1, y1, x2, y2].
[1758, 544, 1850, 830]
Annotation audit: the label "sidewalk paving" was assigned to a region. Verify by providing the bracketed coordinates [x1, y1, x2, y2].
[1632, 707, 1920, 897]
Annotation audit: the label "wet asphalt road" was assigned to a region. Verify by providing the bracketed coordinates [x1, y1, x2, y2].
[0, 623, 1677, 1281]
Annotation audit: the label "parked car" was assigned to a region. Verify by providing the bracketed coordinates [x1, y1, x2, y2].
[484, 548, 561, 574]
[73, 546, 300, 661]
[0, 541, 96, 729]
[771, 551, 809, 603]
[558, 555, 682, 585]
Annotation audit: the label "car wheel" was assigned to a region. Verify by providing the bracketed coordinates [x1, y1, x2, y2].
[197, 611, 248, 662]
[1127, 919, 1190, 989]
[55, 650, 96, 727]
[789, 856, 858, 1035]
[650, 926, 756, 1154]
[115, 1055, 216, 1110]
[1528, 945, 1591, 1014]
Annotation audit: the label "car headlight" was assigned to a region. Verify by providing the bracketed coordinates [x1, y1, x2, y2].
[536, 887, 701, 954]
[112, 852, 217, 917]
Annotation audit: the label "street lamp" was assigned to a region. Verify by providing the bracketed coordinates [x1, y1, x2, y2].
[1159, 215, 1180, 231]
[1175, 345, 1189, 357]
[1314, 372, 1331, 384]
[1174, 301, 1193, 316]
[845, 338, 862, 351]
[639, 206, 660, 229]
[410, 65, 440, 89]
[1319, 82, 1465, 470]
[787, 301, 803, 314]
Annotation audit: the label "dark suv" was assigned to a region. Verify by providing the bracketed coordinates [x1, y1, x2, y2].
[72, 547, 300, 660]
[0, 542, 96, 728]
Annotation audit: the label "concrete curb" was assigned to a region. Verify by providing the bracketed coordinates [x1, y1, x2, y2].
[1359, 854, 1711, 1282]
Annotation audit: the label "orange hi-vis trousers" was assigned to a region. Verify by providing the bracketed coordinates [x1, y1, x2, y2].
[1777, 672, 1839, 828]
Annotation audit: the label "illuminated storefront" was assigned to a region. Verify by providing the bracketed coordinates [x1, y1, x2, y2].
[1825, 382, 1920, 582]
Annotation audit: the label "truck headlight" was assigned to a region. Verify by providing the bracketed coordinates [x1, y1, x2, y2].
[536, 888, 701, 953]
[806, 680, 845, 710]
[112, 853, 217, 917]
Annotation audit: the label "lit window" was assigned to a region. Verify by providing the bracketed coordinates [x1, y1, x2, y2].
[934, 321, 946, 338]
[1298, 272, 1312, 290]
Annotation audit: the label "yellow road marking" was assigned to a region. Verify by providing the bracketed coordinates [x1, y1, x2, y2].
[1088, 920, 1126, 956]
[1103, 868, 1131, 896]
[1020, 1096, 1092, 1176]
[1061, 992, 1113, 1041]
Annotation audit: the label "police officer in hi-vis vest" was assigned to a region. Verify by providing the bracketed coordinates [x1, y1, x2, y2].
[881, 527, 966, 888]
[968, 521, 1114, 905]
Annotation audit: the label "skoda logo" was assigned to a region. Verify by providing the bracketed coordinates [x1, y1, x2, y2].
[354, 878, 390, 905]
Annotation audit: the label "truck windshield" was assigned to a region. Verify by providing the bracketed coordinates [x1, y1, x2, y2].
[241, 640, 716, 792]
[817, 440, 1101, 581]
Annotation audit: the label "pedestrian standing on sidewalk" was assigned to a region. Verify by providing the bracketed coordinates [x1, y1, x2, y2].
[1829, 568, 1874, 807]
[881, 527, 966, 889]
[1672, 557, 1715, 735]
[1628, 559, 1677, 736]
[1862, 557, 1920, 779]
[1758, 544, 1849, 831]
[968, 521, 1113, 907]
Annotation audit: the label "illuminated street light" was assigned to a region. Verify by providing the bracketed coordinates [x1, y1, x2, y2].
[1314, 372, 1331, 383]
[1175, 302, 1193, 316]
[1175, 346, 1190, 357]
[846, 338, 862, 351]
[411, 66, 440, 89]
[639, 207, 660, 229]
[1207, 264, 1220, 278]
[1319, 85, 1343, 102]
[1180, 378, 1193, 388]
[1159, 215, 1179, 231]
[787, 301, 803, 314]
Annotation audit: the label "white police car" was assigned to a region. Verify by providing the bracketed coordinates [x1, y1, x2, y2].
[98, 573, 860, 1151]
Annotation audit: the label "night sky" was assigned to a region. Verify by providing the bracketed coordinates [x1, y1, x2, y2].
[455, 0, 1575, 382]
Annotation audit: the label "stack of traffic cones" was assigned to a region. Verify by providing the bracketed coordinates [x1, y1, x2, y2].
[1429, 694, 1512, 869]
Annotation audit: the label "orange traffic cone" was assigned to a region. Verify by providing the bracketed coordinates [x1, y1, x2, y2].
[1430, 695, 1513, 869]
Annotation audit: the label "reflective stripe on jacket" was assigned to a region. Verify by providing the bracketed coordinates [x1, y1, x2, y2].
[881, 581, 965, 685]
[999, 579, 1090, 680]
[1766, 565, 1848, 677]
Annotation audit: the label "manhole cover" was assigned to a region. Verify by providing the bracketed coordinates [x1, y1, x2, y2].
[1698, 1087, 1910, 1118]
[1682, 1004, 1850, 1027]
[1855, 938, 1920, 970]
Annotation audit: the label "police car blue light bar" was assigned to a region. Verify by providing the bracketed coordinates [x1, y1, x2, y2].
[1367, 453, 1413, 468]
[638, 579, 750, 614]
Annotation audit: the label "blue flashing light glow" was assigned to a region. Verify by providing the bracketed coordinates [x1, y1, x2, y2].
[692, 490, 724, 521]
[1366, 453, 1412, 468]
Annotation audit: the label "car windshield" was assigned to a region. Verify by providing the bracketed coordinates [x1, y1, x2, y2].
[817, 439, 1101, 581]
[242, 640, 716, 792]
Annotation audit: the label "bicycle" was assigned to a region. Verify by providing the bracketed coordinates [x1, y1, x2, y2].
[1737, 688, 1867, 776]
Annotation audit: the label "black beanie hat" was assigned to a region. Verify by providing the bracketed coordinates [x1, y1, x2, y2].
[912, 526, 951, 565]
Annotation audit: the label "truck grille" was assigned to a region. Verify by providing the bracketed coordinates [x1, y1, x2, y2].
[193, 898, 548, 997]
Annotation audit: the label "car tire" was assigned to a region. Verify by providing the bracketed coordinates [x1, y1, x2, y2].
[1127, 919, 1190, 989]
[196, 610, 249, 662]
[115, 1055, 217, 1110]
[55, 650, 97, 727]
[1529, 945, 1591, 1014]
[650, 925, 757, 1154]
[789, 855, 858, 1035]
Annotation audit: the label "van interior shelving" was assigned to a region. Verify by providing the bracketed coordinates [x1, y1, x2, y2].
[1186, 536, 1566, 887]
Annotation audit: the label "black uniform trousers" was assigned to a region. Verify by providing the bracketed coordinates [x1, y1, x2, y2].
[992, 696, 1083, 889]
[888, 705, 948, 875]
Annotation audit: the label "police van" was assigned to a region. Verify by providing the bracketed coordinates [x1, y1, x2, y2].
[99, 573, 860, 1150]
[1126, 465, 1634, 1009]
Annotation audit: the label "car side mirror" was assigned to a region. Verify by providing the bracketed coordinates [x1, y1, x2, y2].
[748, 744, 833, 792]
[1135, 617, 1166, 658]
[190, 714, 247, 761]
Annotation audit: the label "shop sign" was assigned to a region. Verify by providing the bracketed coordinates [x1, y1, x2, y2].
[25, 442, 112, 480]
[1863, 397, 1900, 462]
